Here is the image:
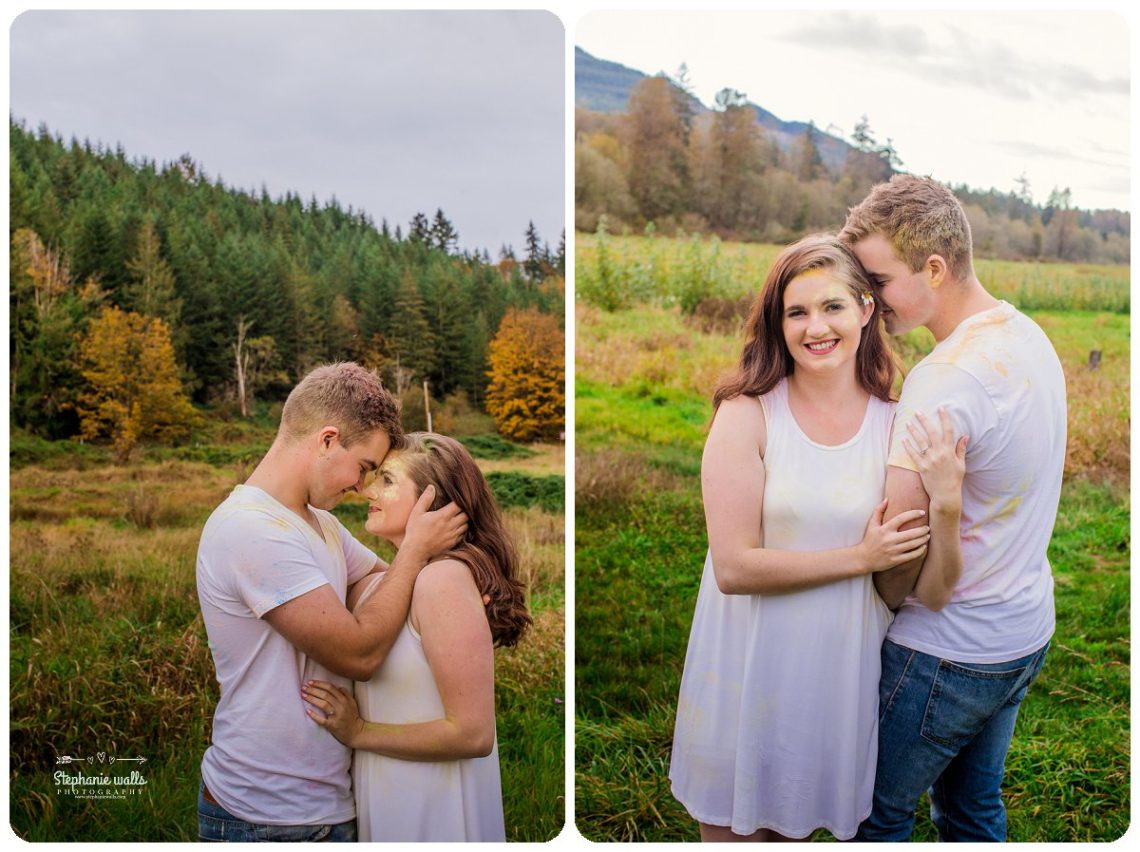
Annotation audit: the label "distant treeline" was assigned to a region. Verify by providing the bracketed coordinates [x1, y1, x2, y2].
[10, 119, 565, 439]
[576, 76, 1128, 265]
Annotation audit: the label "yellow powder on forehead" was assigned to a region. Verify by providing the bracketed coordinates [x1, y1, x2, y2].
[380, 453, 410, 474]
[786, 269, 857, 304]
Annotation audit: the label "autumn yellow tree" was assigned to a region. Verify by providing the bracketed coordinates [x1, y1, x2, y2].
[76, 306, 201, 462]
[485, 308, 564, 442]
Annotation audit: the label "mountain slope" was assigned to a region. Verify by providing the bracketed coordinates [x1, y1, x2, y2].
[575, 46, 852, 173]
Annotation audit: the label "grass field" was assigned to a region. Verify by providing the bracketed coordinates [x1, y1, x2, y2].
[574, 241, 1130, 842]
[9, 426, 565, 842]
[577, 232, 1131, 315]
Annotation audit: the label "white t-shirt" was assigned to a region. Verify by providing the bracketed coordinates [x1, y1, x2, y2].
[196, 485, 378, 824]
[886, 301, 1066, 663]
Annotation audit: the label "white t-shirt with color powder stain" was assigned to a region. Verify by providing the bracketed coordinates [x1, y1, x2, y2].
[196, 484, 378, 825]
[886, 301, 1066, 664]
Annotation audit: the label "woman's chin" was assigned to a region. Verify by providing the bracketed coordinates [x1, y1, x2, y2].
[365, 521, 401, 547]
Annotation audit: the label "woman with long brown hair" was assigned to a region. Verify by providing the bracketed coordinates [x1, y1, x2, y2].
[668, 235, 964, 841]
[302, 432, 530, 842]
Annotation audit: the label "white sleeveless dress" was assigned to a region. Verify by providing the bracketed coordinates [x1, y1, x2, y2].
[350, 574, 506, 842]
[669, 379, 894, 840]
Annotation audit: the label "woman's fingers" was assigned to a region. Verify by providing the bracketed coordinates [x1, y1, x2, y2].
[895, 541, 929, 563]
[938, 406, 955, 439]
[891, 525, 931, 543]
[883, 508, 927, 530]
[302, 681, 345, 715]
[902, 435, 920, 466]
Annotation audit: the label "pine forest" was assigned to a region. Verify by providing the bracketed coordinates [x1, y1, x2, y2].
[9, 118, 566, 452]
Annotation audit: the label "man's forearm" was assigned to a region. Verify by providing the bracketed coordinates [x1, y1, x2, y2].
[873, 558, 922, 610]
[912, 500, 963, 612]
[350, 544, 429, 679]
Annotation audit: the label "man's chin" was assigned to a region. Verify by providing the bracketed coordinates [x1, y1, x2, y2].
[884, 316, 909, 336]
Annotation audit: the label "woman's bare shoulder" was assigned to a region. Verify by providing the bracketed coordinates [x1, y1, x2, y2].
[413, 558, 479, 600]
[707, 393, 768, 456]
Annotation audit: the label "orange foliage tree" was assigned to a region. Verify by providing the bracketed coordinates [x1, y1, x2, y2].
[485, 308, 565, 442]
[76, 306, 201, 462]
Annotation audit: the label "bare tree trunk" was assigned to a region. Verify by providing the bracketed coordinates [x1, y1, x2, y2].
[423, 379, 432, 432]
[234, 317, 250, 417]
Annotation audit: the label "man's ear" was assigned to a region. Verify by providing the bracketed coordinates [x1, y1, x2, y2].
[318, 426, 341, 453]
[926, 254, 949, 289]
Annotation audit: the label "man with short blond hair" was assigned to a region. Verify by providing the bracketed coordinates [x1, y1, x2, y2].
[841, 175, 1066, 841]
[196, 361, 466, 841]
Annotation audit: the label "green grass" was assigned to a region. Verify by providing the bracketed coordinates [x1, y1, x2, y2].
[574, 299, 1130, 842]
[576, 233, 1130, 314]
[458, 433, 539, 460]
[486, 471, 566, 513]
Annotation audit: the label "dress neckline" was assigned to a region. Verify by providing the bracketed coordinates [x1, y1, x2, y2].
[780, 379, 875, 451]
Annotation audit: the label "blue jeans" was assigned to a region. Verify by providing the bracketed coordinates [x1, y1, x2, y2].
[855, 639, 1049, 842]
[197, 783, 356, 842]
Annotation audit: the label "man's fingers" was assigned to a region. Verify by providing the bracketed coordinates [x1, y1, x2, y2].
[410, 484, 436, 516]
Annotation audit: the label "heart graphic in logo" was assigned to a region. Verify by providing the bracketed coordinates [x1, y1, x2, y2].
[97, 752, 107, 763]
[87, 756, 94, 764]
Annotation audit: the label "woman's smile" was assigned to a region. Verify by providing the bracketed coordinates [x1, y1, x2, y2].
[804, 338, 839, 354]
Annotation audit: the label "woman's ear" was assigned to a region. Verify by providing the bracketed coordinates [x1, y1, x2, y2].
[859, 292, 875, 328]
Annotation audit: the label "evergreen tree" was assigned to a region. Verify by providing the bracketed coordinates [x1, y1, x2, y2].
[387, 271, 438, 392]
[123, 218, 182, 332]
[408, 212, 431, 244]
[524, 221, 545, 281]
[430, 208, 459, 254]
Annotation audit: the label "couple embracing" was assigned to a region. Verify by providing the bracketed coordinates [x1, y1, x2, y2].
[670, 176, 1066, 841]
[195, 362, 530, 841]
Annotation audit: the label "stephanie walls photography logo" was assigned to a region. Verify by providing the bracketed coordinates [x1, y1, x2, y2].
[54, 751, 149, 800]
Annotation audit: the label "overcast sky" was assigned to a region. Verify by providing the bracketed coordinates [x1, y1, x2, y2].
[9, 10, 565, 256]
[577, 10, 1130, 213]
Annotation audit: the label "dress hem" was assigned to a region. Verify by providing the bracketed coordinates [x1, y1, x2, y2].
[671, 781, 871, 842]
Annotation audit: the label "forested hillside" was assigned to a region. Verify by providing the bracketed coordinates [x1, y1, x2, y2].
[10, 119, 565, 443]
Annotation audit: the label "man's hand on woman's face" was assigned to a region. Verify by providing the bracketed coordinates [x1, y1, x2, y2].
[402, 485, 468, 560]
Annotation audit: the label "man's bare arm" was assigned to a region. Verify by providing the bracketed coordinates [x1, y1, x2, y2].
[264, 486, 466, 681]
[873, 465, 930, 609]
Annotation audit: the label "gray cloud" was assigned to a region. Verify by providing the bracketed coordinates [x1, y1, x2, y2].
[780, 12, 1127, 104]
[10, 10, 565, 254]
[993, 139, 1127, 171]
[782, 11, 931, 58]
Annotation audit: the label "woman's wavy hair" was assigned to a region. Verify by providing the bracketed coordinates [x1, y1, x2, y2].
[398, 432, 531, 648]
[713, 234, 897, 411]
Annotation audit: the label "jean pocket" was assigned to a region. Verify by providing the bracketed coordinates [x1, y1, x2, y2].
[920, 660, 1027, 748]
[198, 813, 266, 842]
[264, 824, 327, 842]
